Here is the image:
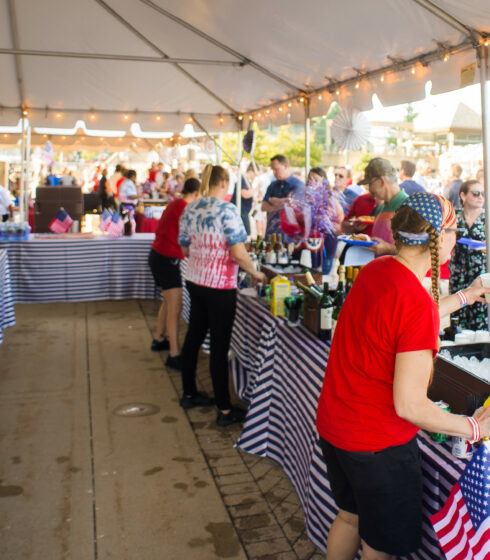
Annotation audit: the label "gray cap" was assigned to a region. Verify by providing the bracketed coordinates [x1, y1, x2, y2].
[359, 157, 397, 185]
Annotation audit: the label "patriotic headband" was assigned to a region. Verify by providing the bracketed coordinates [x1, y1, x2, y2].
[398, 192, 447, 246]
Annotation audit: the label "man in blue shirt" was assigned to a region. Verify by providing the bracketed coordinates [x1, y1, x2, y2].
[443, 163, 463, 209]
[261, 154, 304, 236]
[398, 160, 426, 196]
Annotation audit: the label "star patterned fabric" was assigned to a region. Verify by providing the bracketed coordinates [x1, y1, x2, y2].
[401, 192, 444, 233]
[431, 442, 490, 559]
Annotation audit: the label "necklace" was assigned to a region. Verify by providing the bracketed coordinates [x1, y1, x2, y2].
[395, 255, 424, 283]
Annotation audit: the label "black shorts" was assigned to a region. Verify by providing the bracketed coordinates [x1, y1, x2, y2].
[319, 436, 422, 556]
[148, 249, 182, 291]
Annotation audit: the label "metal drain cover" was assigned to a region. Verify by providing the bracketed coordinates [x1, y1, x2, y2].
[112, 403, 160, 417]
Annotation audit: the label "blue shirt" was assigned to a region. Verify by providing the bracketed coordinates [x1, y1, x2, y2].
[399, 179, 426, 196]
[341, 185, 363, 212]
[263, 175, 304, 235]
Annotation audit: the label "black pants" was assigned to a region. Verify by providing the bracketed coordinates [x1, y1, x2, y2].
[181, 281, 237, 410]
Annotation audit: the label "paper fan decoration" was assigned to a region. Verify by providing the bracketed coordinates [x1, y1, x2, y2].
[331, 108, 371, 150]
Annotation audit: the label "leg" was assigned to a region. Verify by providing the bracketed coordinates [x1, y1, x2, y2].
[180, 283, 209, 396]
[325, 510, 361, 560]
[155, 292, 167, 340]
[163, 287, 182, 356]
[361, 541, 394, 560]
[207, 288, 237, 411]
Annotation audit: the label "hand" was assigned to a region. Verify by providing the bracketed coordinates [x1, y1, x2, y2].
[269, 197, 287, 209]
[367, 237, 396, 256]
[461, 276, 490, 305]
[472, 406, 490, 439]
[252, 271, 267, 284]
[349, 220, 368, 233]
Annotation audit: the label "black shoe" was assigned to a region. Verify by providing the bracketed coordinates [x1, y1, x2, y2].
[165, 354, 182, 370]
[151, 338, 169, 352]
[179, 392, 215, 409]
[216, 407, 247, 427]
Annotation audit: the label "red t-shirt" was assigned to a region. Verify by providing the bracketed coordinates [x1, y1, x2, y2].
[116, 176, 125, 196]
[344, 193, 377, 236]
[151, 198, 187, 259]
[316, 256, 440, 452]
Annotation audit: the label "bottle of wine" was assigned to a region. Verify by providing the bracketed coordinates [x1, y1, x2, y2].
[443, 315, 462, 341]
[295, 281, 321, 302]
[304, 270, 322, 295]
[318, 282, 334, 342]
[332, 266, 346, 322]
[345, 266, 354, 294]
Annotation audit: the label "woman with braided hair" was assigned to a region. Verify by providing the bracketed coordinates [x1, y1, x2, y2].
[316, 192, 490, 560]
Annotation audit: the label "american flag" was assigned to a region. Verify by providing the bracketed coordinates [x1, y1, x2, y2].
[100, 209, 113, 232]
[106, 212, 124, 237]
[431, 442, 490, 559]
[49, 209, 73, 233]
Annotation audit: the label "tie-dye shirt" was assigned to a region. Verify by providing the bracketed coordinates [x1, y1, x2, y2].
[178, 197, 247, 289]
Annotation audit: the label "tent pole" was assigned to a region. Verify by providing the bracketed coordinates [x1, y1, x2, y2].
[236, 130, 242, 217]
[305, 100, 311, 180]
[19, 117, 25, 222]
[25, 122, 31, 224]
[192, 116, 237, 164]
[477, 44, 490, 330]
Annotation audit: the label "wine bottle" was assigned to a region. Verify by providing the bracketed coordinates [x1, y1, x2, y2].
[332, 266, 346, 322]
[345, 266, 354, 294]
[304, 270, 322, 295]
[443, 315, 462, 341]
[295, 281, 321, 302]
[318, 282, 334, 342]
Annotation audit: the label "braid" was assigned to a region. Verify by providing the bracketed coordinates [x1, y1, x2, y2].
[428, 226, 440, 306]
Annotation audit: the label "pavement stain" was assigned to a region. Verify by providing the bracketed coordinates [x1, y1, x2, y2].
[172, 456, 194, 463]
[56, 456, 69, 464]
[187, 522, 240, 558]
[11, 456, 21, 464]
[0, 482, 23, 498]
[174, 482, 188, 491]
[194, 480, 208, 488]
[161, 416, 178, 424]
[143, 466, 164, 476]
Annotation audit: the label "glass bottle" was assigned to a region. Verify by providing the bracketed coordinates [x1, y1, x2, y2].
[318, 282, 334, 342]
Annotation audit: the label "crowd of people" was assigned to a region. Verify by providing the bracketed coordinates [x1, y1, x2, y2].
[146, 153, 489, 559]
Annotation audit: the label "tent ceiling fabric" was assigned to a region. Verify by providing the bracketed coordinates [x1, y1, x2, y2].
[1, 0, 489, 133]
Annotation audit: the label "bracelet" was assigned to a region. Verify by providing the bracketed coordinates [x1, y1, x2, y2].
[467, 416, 481, 444]
[456, 290, 469, 308]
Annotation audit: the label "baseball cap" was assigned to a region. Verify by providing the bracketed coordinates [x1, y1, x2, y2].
[359, 157, 397, 185]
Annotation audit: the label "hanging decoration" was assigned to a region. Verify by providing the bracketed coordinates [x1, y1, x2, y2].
[331, 108, 371, 150]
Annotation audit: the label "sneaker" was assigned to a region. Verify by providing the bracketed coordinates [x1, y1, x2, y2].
[216, 407, 247, 427]
[151, 338, 169, 352]
[179, 392, 215, 409]
[165, 354, 182, 371]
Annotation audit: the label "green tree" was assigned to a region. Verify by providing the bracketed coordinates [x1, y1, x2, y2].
[405, 103, 418, 123]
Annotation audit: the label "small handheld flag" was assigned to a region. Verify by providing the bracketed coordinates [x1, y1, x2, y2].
[49, 209, 73, 234]
[106, 212, 124, 237]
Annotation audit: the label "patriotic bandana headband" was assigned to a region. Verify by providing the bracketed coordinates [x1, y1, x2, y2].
[398, 192, 444, 246]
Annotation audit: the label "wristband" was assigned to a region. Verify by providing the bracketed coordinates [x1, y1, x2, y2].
[467, 416, 481, 444]
[456, 290, 468, 308]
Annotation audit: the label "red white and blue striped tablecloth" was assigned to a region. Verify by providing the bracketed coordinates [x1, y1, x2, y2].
[0, 250, 16, 344]
[0, 234, 159, 303]
[230, 293, 465, 559]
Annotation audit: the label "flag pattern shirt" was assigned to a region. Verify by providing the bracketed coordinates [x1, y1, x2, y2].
[178, 197, 247, 289]
[431, 441, 490, 559]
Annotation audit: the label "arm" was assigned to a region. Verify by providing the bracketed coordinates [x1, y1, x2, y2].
[261, 197, 286, 212]
[368, 237, 396, 255]
[180, 246, 189, 257]
[439, 276, 490, 318]
[230, 242, 266, 282]
[393, 350, 490, 437]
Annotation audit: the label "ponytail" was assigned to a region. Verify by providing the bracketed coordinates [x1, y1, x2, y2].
[200, 164, 212, 196]
[200, 164, 229, 196]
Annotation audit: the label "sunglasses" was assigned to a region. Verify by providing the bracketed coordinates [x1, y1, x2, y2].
[334, 173, 345, 178]
[443, 227, 465, 238]
[470, 191, 484, 197]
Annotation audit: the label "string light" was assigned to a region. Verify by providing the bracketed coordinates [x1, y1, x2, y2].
[219, 116, 224, 123]
[411, 66, 416, 74]
[335, 89, 340, 96]
[318, 94, 323, 100]
[355, 82, 360, 89]
[287, 102, 292, 107]
[266, 109, 270, 114]
[380, 75, 385, 82]
[188, 117, 193, 123]
[155, 115, 161, 121]
[56, 113, 62, 119]
[299, 96, 305, 103]
[248, 115, 253, 120]
[443, 53, 450, 62]
[123, 114, 129, 120]
[89, 113, 96, 120]
[238, 115, 243, 120]
[22, 110, 28, 116]
[485, 40, 490, 47]
[278, 106, 283, 112]
[257, 112, 262, 118]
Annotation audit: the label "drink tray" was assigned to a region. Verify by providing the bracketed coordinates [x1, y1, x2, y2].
[429, 343, 490, 415]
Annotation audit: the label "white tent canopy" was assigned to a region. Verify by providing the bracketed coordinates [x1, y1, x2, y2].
[1, 0, 490, 133]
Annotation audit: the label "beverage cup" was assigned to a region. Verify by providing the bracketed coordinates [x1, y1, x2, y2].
[461, 329, 476, 342]
[300, 249, 312, 269]
[71, 220, 80, 233]
[455, 333, 471, 344]
[475, 330, 490, 343]
[480, 273, 490, 303]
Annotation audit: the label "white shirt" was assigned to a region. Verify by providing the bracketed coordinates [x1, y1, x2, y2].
[0, 185, 12, 215]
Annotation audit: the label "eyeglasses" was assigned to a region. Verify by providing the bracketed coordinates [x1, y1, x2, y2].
[443, 227, 465, 237]
[334, 173, 345, 178]
[470, 191, 484, 197]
